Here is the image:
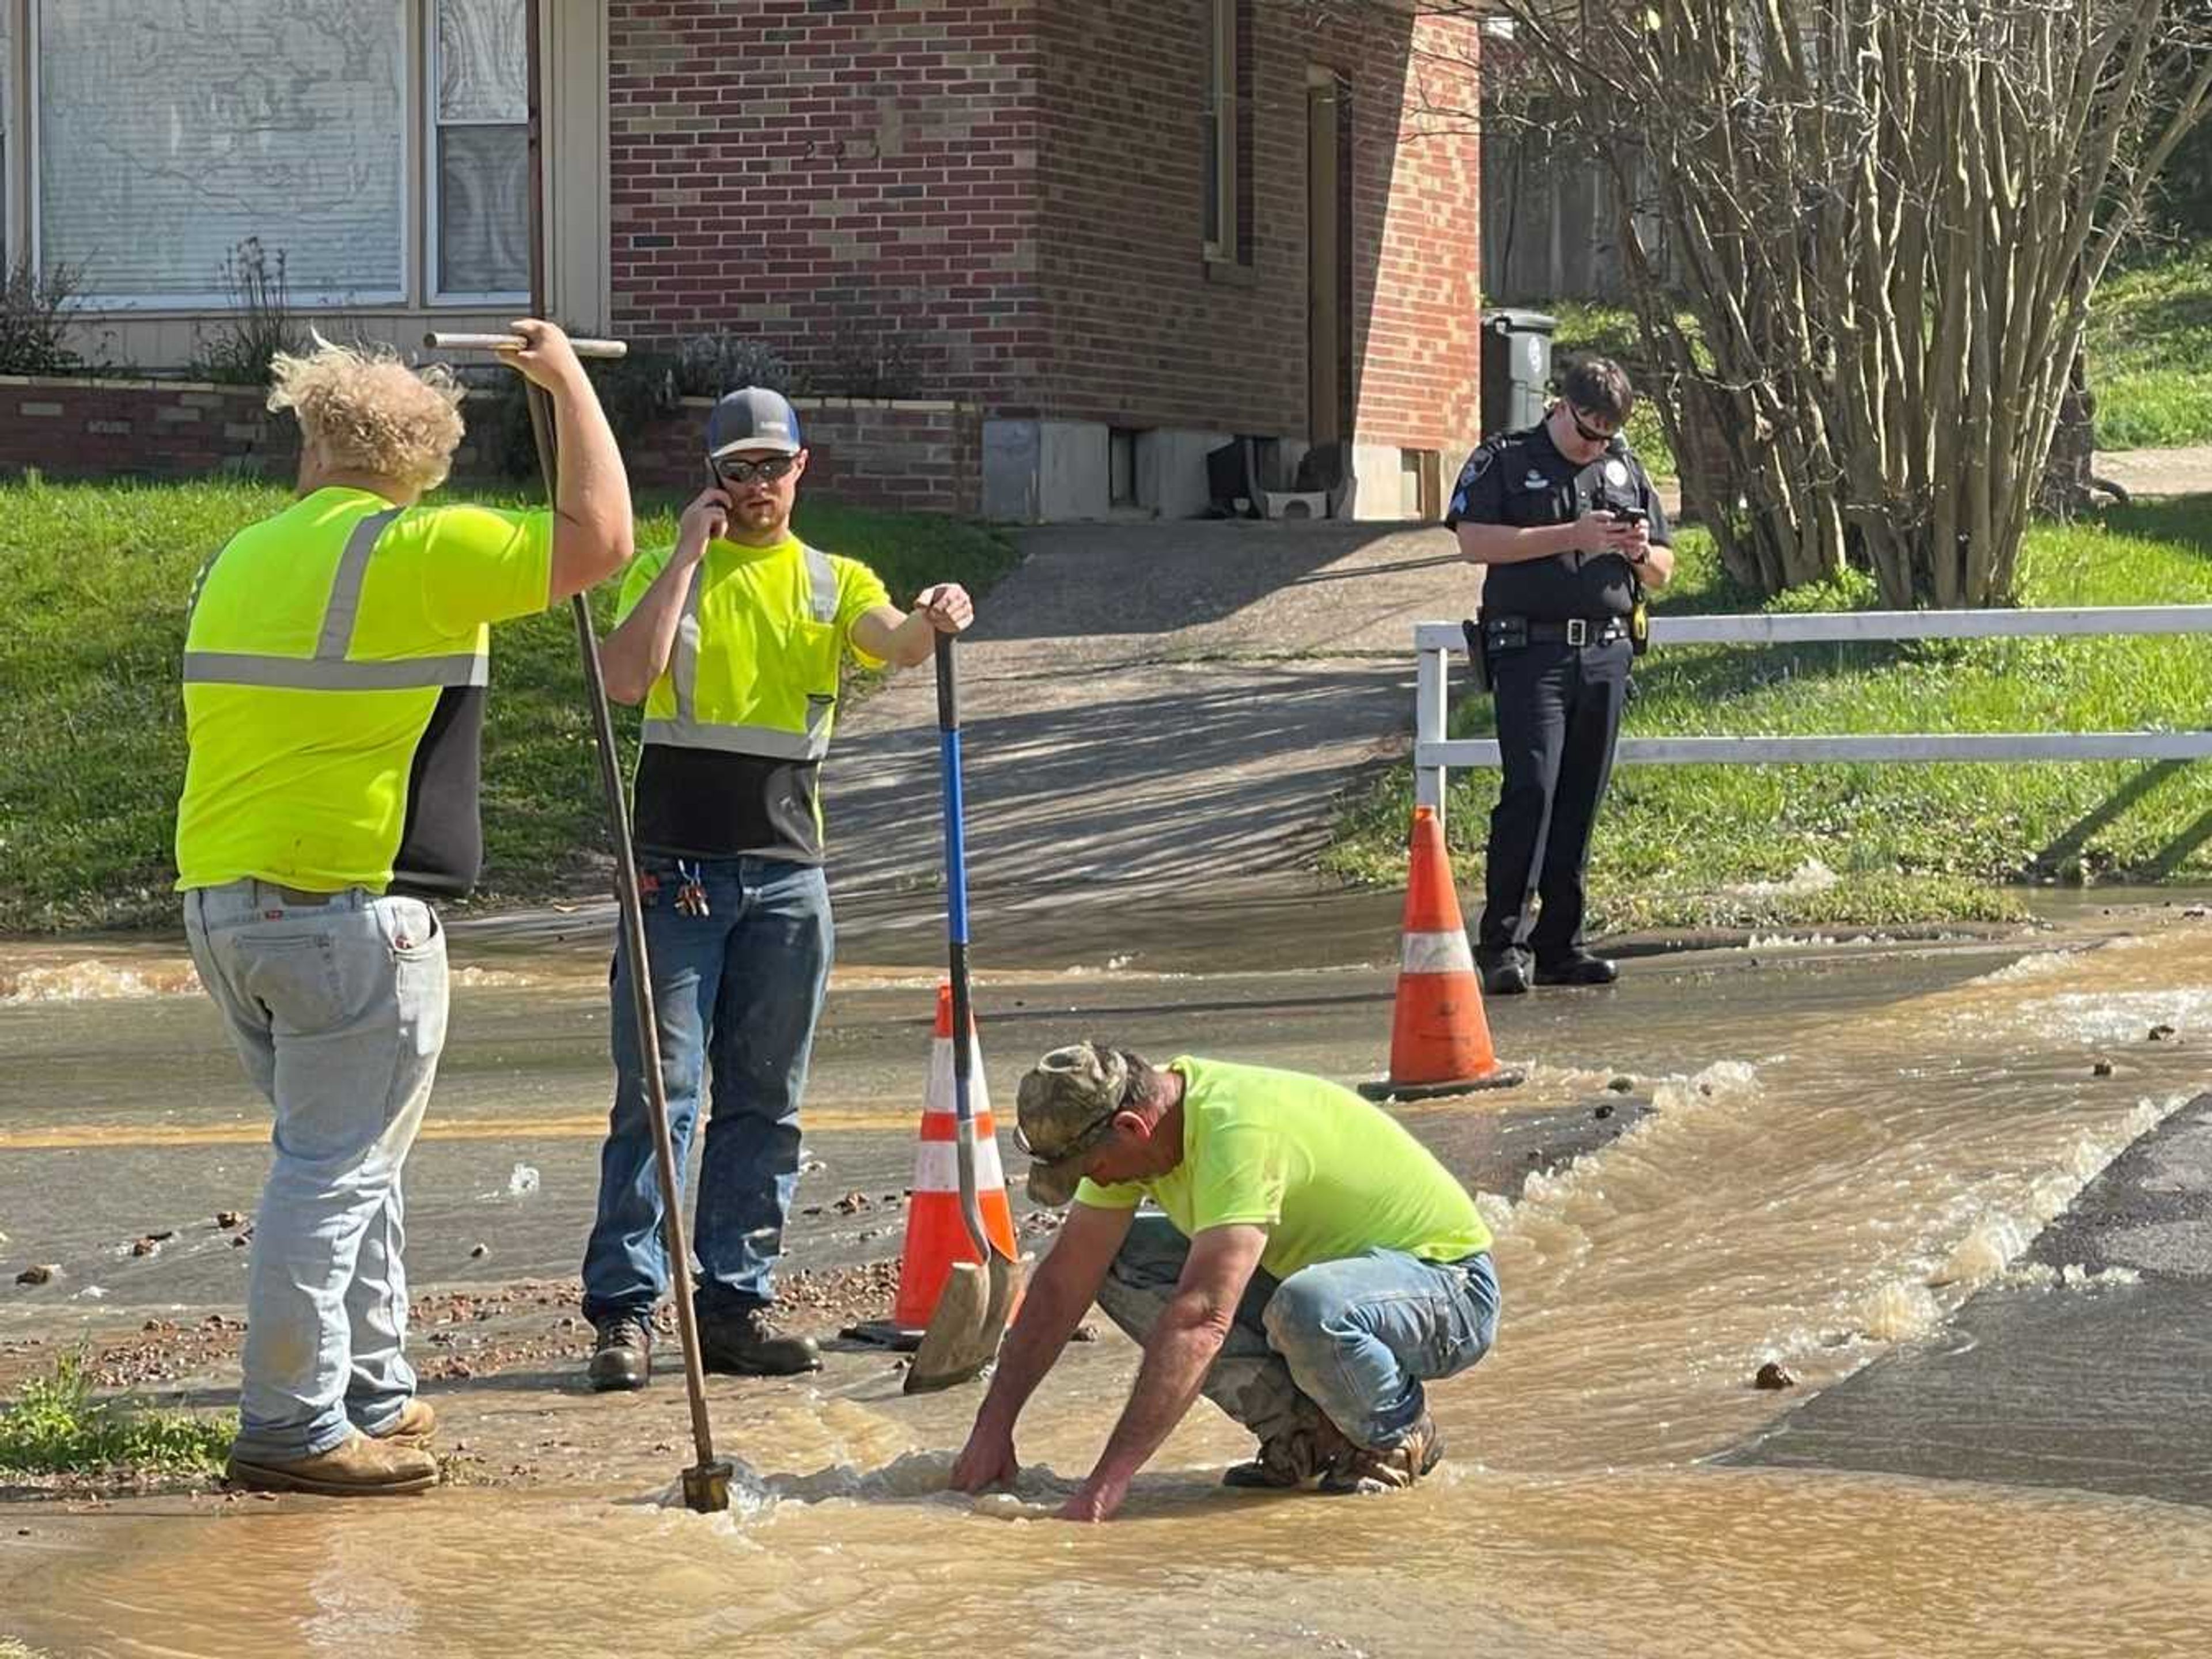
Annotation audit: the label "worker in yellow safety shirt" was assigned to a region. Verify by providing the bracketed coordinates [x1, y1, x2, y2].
[174, 321, 633, 1497]
[578, 386, 974, 1391]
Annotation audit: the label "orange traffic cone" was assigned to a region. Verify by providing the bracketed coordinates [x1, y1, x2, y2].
[1359, 806, 1525, 1101]
[886, 982, 1021, 1335]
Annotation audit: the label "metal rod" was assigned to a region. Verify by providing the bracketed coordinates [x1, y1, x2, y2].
[425, 331, 627, 359]
[519, 0, 724, 1506]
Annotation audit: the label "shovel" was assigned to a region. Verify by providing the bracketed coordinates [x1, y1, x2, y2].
[904, 632, 1022, 1394]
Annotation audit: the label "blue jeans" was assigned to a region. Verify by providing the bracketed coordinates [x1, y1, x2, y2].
[184, 880, 447, 1461]
[1094, 1214, 1499, 1451]
[581, 855, 832, 1323]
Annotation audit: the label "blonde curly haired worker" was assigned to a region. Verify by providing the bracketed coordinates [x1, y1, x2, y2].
[175, 321, 632, 1497]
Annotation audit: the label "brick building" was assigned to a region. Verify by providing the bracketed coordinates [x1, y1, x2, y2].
[14, 1, 1480, 520]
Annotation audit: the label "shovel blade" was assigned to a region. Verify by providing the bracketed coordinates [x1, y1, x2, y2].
[903, 1252, 1022, 1394]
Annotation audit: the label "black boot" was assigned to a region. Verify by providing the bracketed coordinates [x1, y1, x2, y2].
[698, 1304, 821, 1377]
[1476, 949, 1531, 997]
[1533, 952, 1619, 987]
[587, 1312, 653, 1392]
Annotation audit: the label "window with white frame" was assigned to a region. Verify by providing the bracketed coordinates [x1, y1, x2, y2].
[433, 0, 529, 298]
[27, 0, 527, 308]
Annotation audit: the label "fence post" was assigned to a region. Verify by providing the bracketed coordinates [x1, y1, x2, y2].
[1415, 641, 1448, 829]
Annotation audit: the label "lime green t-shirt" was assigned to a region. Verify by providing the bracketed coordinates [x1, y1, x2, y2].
[616, 533, 891, 862]
[175, 488, 553, 896]
[1075, 1057, 1493, 1280]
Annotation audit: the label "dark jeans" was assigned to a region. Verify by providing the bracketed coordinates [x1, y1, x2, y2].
[1479, 635, 1632, 962]
[581, 855, 832, 1323]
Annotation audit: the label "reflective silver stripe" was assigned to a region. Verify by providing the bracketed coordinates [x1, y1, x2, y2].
[316, 510, 400, 659]
[640, 716, 828, 760]
[672, 564, 706, 728]
[651, 545, 839, 759]
[802, 543, 837, 623]
[182, 652, 488, 691]
[180, 507, 480, 691]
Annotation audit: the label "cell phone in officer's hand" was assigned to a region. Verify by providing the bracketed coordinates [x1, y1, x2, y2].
[1611, 505, 1647, 525]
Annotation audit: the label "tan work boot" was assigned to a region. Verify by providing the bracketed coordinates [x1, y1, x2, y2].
[1222, 1414, 1354, 1490]
[368, 1397, 436, 1447]
[226, 1430, 440, 1497]
[1317, 1411, 1445, 1495]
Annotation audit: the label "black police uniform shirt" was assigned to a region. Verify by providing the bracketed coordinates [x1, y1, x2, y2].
[1444, 420, 1673, 622]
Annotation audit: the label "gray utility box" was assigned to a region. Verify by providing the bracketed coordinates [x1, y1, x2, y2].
[1480, 309, 1557, 435]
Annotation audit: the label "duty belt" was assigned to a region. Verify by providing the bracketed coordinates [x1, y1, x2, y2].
[1505, 616, 1630, 647]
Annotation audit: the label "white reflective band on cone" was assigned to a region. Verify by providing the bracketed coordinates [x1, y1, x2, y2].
[911, 1135, 1008, 1194]
[1402, 930, 1476, 974]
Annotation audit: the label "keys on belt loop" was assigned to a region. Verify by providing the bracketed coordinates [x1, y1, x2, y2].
[1566, 618, 1589, 647]
[675, 860, 710, 918]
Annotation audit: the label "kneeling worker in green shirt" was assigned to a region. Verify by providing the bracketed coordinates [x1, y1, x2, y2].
[951, 1045, 1500, 1520]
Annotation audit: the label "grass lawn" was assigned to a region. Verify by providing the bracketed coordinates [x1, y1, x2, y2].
[2084, 241, 2212, 449]
[0, 479, 1018, 933]
[1324, 496, 2212, 933]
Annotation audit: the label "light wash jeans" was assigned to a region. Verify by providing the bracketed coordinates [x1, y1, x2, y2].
[184, 880, 447, 1461]
[581, 855, 833, 1324]
[1095, 1213, 1500, 1451]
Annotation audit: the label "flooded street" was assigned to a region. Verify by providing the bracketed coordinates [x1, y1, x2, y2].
[5, 903, 2212, 1654]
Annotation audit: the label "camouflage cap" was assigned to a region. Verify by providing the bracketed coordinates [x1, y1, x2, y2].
[1014, 1042, 1131, 1207]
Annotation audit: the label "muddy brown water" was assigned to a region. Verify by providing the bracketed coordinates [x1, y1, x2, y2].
[5, 916, 2212, 1654]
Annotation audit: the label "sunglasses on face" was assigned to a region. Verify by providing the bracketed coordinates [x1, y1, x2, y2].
[713, 454, 797, 486]
[1567, 406, 1620, 445]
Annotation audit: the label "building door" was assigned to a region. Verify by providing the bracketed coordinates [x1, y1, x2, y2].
[1306, 71, 1353, 454]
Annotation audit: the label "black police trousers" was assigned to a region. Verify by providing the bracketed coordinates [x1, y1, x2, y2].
[1477, 635, 1632, 964]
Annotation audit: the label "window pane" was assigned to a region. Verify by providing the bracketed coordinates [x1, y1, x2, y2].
[438, 0, 527, 123]
[37, 0, 404, 300]
[439, 125, 528, 294]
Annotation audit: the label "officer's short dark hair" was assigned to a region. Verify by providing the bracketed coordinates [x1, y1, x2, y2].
[1557, 355, 1636, 426]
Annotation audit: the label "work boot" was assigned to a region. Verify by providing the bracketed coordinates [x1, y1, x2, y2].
[226, 1430, 439, 1497]
[1317, 1412, 1445, 1496]
[1533, 952, 1619, 987]
[699, 1304, 821, 1377]
[588, 1312, 654, 1392]
[1222, 1415, 1353, 1491]
[1477, 949, 1531, 997]
[367, 1397, 436, 1446]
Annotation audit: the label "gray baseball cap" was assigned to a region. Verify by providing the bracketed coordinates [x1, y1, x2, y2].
[705, 386, 803, 458]
[1014, 1042, 1132, 1207]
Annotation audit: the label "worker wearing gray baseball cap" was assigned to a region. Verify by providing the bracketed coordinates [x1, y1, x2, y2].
[952, 1041, 1501, 1520]
[578, 383, 978, 1390]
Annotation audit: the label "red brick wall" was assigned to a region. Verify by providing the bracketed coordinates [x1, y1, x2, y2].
[0, 378, 298, 479]
[1031, 1, 1480, 451]
[605, 1, 1046, 408]
[616, 397, 982, 514]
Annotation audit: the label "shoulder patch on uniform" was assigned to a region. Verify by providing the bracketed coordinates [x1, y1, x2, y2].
[1604, 458, 1631, 488]
[1456, 448, 1494, 487]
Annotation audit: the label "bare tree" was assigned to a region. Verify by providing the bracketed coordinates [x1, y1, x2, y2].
[1290, 0, 2212, 606]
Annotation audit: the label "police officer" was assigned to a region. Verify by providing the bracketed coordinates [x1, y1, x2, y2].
[579, 385, 976, 1390]
[1445, 355, 1675, 996]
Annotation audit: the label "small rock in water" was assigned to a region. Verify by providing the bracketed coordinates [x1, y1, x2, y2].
[1607, 1075, 1635, 1093]
[834, 1190, 871, 1215]
[2148, 1024, 2177, 1043]
[1753, 1362, 1798, 1390]
[130, 1237, 161, 1257]
[215, 1211, 244, 1230]
[232, 1231, 253, 1248]
[1593, 1103, 1615, 1121]
[469, 1243, 490, 1259]
[14, 1264, 59, 1286]
[1071, 1323, 1101, 1343]
[2092, 1059, 2116, 1077]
